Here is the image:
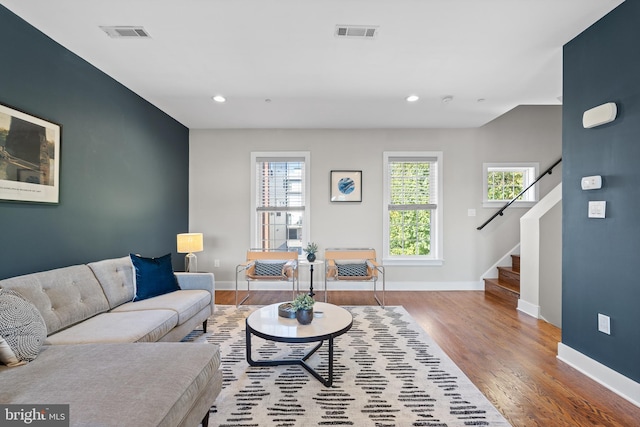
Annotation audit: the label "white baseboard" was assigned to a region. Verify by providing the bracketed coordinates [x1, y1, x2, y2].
[216, 280, 484, 292]
[557, 343, 640, 407]
[517, 298, 540, 318]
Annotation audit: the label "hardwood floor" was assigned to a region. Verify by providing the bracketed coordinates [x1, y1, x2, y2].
[215, 290, 640, 426]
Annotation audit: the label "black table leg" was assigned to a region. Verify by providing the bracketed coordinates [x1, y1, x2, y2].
[246, 324, 336, 387]
[308, 263, 315, 297]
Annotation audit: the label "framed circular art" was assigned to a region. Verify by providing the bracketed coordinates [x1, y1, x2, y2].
[330, 170, 362, 202]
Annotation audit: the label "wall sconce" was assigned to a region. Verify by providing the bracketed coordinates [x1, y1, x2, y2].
[177, 233, 203, 272]
[583, 102, 617, 128]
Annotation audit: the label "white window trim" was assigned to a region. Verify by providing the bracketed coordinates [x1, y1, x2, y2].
[250, 151, 311, 253]
[382, 151, 444, 266]
[482, 162, 539, 208]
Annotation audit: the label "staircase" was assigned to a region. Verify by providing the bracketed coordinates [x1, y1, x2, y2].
[484, 254, 520, 305]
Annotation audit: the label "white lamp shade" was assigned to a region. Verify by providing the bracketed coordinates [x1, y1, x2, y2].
[177, 233, 203, 253]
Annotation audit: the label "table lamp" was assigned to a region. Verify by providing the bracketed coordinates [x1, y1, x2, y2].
[177, 233, 203, 272]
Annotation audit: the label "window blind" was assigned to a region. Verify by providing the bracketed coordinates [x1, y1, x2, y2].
[256, 160, 305, 210]
[388, 157, 437, 210]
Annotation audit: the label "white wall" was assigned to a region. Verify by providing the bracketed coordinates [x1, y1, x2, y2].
[519, 183, 562, 319]
[189, 105, 562, 289]
[540, 202, 562, 327]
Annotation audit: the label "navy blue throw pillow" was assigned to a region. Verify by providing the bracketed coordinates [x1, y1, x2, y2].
[130, 253, 180, 301]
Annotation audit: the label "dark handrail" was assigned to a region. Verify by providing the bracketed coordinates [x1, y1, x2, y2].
[477, 158, 562, 230]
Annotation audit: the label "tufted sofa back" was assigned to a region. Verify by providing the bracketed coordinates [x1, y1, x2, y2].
[0, 265, 110, 336]
[87, 257, 135, 309]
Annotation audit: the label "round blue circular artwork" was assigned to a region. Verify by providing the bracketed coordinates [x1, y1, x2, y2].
[338, 177, 355, 194]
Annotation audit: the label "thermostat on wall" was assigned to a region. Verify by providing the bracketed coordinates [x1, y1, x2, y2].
[581, 175, 602, 190]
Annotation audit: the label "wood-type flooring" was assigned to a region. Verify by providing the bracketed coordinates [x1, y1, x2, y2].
[215, 290, 640, 426]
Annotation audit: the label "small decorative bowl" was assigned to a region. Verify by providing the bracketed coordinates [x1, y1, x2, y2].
[278, 302, 297, 319]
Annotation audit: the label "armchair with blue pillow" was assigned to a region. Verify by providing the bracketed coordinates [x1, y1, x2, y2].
[235, 249, 299, 306]
[324, 248, 385, 307]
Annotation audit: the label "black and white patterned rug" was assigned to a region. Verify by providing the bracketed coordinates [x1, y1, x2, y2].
[185, 305, 511, 427]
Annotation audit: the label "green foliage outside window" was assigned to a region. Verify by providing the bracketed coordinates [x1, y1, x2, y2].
[487, 170, 524, 201]
[389, 162, 432, 256]
[389, 210, 431, 255]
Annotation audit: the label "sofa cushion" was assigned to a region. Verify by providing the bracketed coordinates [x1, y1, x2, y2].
[0, 290, 47, 365]
[130, 253, 180, 301]
[0, 342, 222, 427]
[0, 265, 110, 335]
[88, 256, 135, 309]
[45, 310, 178, 345]
[111, 290, 211, 326]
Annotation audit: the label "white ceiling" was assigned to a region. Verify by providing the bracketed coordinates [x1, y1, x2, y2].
[1, 0, 624, 129]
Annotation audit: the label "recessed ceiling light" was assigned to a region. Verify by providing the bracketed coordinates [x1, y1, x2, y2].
[406, 95, 419, 102]
[212, 95, 226, 103]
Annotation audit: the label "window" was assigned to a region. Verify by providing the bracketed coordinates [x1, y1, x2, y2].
[483, 163, 538, 208]
[251, 152, 310, 254]
[383, 152, 443, 265]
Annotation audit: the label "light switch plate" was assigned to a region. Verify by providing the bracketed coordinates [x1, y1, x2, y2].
[588, 201, 606, 218]
[598, 313, 611, 335]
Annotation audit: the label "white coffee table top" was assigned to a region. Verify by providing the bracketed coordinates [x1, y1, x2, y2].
[246, 301, 352, 341]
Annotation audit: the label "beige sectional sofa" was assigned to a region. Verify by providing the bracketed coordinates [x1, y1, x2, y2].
[0, 256, 222, 427]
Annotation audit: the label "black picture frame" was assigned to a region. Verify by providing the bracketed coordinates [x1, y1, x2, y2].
[330, 170, 362, 202]
[0, 102, 61, 203]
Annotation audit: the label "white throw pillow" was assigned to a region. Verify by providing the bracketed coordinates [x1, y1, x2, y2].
[0, 289, 47, 365]
[0, 335, 26, 367]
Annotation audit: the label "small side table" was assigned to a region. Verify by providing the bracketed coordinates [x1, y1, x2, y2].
[299, 260, 324, 297]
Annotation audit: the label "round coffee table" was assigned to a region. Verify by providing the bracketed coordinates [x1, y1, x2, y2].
[245, 301, 353, 386]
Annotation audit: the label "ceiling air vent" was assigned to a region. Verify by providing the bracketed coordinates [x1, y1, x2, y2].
[100, 26, 151, 39]
[335, 25, 378, 39]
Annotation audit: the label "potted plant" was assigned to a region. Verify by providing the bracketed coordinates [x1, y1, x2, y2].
[291, 293, 315, 324]
[303, 242, 319, 262]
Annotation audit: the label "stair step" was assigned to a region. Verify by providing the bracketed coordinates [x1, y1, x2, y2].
[484, 254, 520, 307]
[511, 254, 520, 273]
[484, 278, 519, 305]
[497, 266, 520, 288]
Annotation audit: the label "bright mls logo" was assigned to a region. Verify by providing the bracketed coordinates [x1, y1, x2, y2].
[1, 405, 69, 426]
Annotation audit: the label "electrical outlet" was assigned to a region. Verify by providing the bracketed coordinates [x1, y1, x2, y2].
[214, 259, 220, 268]
[598, 313, 610, 335]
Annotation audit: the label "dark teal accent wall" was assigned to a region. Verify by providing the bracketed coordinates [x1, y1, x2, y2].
[0, 7, 189, 278]
[563, 1, 640, 382]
